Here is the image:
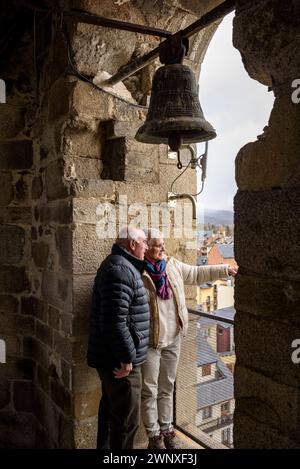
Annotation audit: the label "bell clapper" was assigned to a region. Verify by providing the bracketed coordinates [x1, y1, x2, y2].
[176, 151, 183, 170]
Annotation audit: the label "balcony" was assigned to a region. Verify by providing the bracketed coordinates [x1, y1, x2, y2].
[174, 307, 235, 449]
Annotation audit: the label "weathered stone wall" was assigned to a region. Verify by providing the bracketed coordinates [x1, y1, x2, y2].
[233, 0, 300, 448]
[0, 5, 42, 447]
[0, 3, 75, 448]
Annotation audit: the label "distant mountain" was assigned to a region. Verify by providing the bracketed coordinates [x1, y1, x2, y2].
[203, 209, 234, 226]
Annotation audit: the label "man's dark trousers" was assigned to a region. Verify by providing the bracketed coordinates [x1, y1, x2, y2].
[97, 366, 142, 449]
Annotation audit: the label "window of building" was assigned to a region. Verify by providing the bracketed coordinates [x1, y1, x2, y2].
[202, 406, 212, 420]
[202, 364, 211, 377]
[221, 427, 231, 444]
[221, 401, 230, 415]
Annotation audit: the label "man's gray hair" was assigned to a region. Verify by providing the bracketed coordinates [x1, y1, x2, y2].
[117, 226, 145, 244]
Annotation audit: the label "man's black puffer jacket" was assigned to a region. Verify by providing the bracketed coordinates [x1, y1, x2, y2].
[87, 244, 150, 369]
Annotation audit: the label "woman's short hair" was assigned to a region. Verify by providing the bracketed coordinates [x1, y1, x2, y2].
[144, 228, 163, 241]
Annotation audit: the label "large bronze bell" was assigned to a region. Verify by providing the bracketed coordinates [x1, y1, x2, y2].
[135, 63, 216, 152]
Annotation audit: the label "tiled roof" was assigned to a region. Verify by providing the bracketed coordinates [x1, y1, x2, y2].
[215, 244, 234, 259]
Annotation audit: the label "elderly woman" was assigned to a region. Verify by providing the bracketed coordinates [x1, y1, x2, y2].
[141, 229, 237, 449]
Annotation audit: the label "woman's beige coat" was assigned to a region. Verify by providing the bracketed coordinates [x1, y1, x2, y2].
[142, 257, 229, 348]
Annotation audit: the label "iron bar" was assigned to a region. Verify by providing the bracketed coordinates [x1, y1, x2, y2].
[188, 308, 234, 325]
[106, 0, 236, 85]
[63, 9, 172, 38]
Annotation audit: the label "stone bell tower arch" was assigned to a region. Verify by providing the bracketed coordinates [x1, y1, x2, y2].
[0, 0, 299, 449]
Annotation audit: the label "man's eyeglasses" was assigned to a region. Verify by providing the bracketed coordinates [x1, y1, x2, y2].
[135, 239, 149, 246]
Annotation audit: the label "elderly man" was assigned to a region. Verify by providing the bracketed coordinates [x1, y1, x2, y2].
[87, 226, 150, 449]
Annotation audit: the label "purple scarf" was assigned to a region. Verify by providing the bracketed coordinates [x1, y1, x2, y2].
[144, 258, 172, 300]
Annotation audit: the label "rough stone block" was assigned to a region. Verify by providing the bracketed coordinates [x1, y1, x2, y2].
[55, 226, 72, 272]
[32, 241, 50, 269]
[61, 359, 72, 391]
[66, 156, 102, 179]
[235, 187, 300, 281]
[72, 337, 87, 363]
[234, 412, 299, 449]
[36, 320, 53, 347]
[74, 388, 100, 420]
[45, 159, 69, 201]
[73, 362, 99, 393]
[0, 311, 34, 335]
[41, 271, 72, 311]
[0, 225, 25, 264]
[73, 80, 144, 123]
[73, 21, 135, 78]
[13, 381, 34, 412]
[0, 105, 24, 138]
[39, 200, 72, 224]
[235, 310, 300, 388]
[73, 224, 112, 274]
[72, 316, 88, 336]
[0, 172, 13, 205]
[63, 127, 100, 158]
[50, 379, 72, 415]
[14, 173, 32, 204]
[235, 274, 300, 326]
[60, 312, 72, 335]
[0, 266, 29, 293]
[23, 336, 49, 369]
[37, 364, 49, 393]
[58, 415, 75, 449]
[103, 120, 143, 140]
[70, 178, 115, 199]
[73, 275, 94, 317]
[0, 140, 33, 170]
[102, 136, 159, 183]
[48, 78, 72, 123]
[160, 163, 196, 196]
[73, 198, 106, 224]
[32, 175, 43, 200]
[21, 296, 45, 321]
[0, 379, 10, 410]
[0, 410, 39, 448]
[0, 357, 34, 380]
[53, 330, 72, 362]
[114, 181, 161, 204]
[33, 387, 60, 447]
[235, 95, 300, 190]
[48, 305, 60, 331]
[0, 207, 32, 224]
[233, 0, 300, 89]
[0, 295, 19, 314]
[235, 365, 299, 438]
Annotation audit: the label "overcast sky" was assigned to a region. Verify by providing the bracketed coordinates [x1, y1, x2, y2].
[196, 12, 274, 212]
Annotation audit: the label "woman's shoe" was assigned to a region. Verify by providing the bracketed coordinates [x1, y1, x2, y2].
[147, 434, 166, 449]
[162, 430, 182, 449]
